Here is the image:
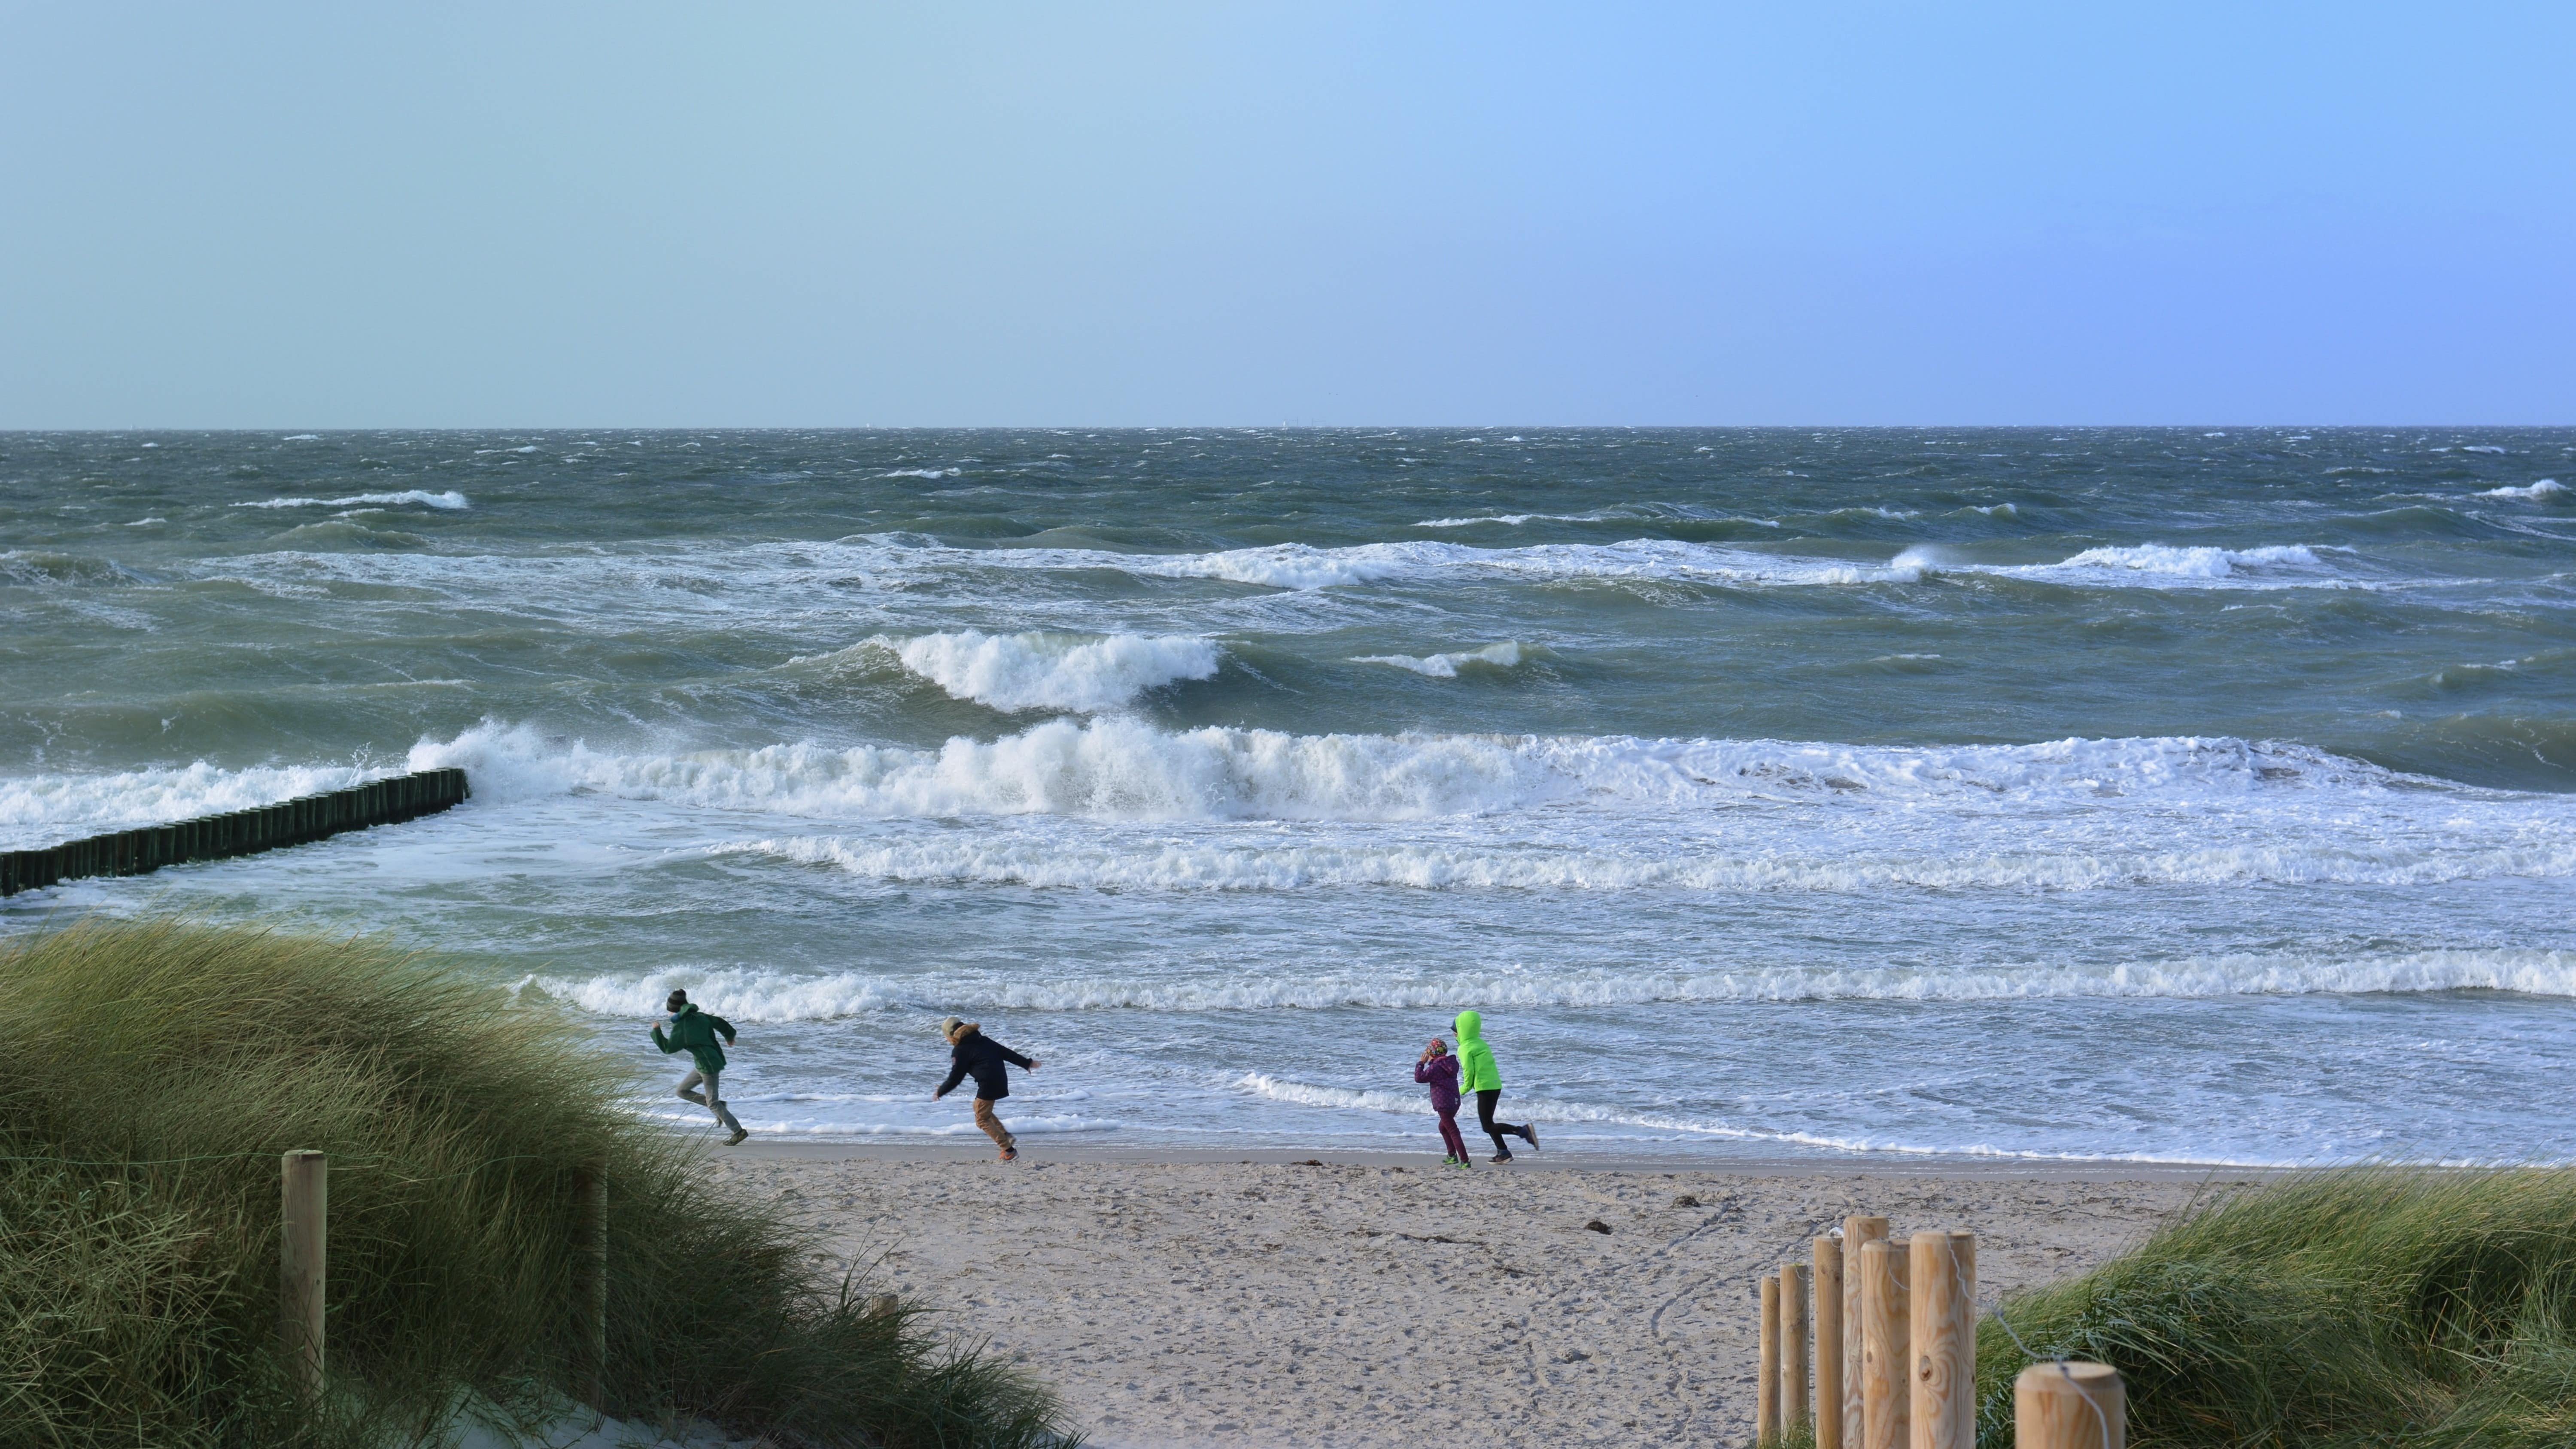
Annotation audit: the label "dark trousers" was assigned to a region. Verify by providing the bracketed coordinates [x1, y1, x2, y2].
[1475, 1088, 1528, 1154]
[1436, 1109, 1470, 1161]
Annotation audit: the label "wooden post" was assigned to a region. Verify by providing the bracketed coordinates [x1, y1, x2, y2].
[571, 1165, 609, 1408]
[2014, 1361, 2121, 1449]
[1814, 1236, 1844, 1449]
[1782, 1262, 1812, 1434]
[279, 1150, 326, 1402]
[1844, 1215, 1889, 1446]
[1909, 1231, 1977, 1449]
[1758, 1273, 1781, 1445]
[1860, 1237, 1909, 1449]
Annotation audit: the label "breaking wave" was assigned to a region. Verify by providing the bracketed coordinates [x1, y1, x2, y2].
[1349, 641, 1523, 677]
[805, 630, 1223, 713]
[236, 490, 470, 511]
[0, 760, 390, 849]
[526, 947, 2576, 1024]
[723, 829, 2576, 893]
[408, 719, 2445, 824]
[2483, 480, 2565, 501]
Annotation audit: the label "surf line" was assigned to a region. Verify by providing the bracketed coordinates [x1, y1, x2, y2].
[0, 767, 470, 897]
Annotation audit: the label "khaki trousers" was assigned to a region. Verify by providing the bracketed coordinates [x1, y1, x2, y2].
[678, 1068, 744, 1135]
[972, 1097, 1015, 1152]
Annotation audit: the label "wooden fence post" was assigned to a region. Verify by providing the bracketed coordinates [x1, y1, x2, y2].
[1783, 1262, 1812, 1434]
[1909, 1231, 1977, 1449]
[1759, 1272, 1781, 1444]
[280, 1150, 327, 1403]
[1814, 1236, 1844, 1449]
[1844, 1215, 1889, 1447]
[572, 1164, 609, 1408]
[1860, 1237, 1908, 1449]
[2015, 1362, 2122, 1449]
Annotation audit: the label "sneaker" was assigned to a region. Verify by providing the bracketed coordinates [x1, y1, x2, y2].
[1490, 1151, 1514, 1164]
[999, 1146, 1018, 1162]
[725, 1127, 749, 1146]
[1522, 1124, 1540, 1150]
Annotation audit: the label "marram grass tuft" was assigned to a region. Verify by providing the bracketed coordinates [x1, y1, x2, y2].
[0, 918, 1075, 1449]
[1974, 1166, 2576, 1448]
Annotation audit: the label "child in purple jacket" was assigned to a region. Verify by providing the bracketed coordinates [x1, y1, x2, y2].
[1415, 1038, 1471, 1167]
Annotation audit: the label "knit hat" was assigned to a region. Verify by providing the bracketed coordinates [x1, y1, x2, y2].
[665, 989, 689, 1012]
[938, 1015, 966, 1040]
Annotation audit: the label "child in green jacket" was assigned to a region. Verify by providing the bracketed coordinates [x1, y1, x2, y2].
[1454, 1009, 1538, 1163]
[653, 990, 749, 1145]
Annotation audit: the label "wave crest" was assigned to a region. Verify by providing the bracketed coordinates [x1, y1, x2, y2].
[838, 630, 1223, 713]
[235, 490, 470, 511]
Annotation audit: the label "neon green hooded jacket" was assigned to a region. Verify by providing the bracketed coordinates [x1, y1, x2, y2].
[1454, 1010, 1501, 1092]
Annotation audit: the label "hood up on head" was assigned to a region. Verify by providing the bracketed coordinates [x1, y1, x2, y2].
[1453, 1009, 1483, 1042]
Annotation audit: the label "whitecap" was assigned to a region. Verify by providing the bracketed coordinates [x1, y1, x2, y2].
[861, 630, 1222, 713]
[1350, 641, 1524, 678]
[235, 490, 469, 511]
[2481, 479, 2564, 500]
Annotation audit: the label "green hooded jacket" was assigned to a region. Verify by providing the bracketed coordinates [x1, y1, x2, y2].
[652, 1004, 734, 1075]
[1454, 1010, 1501, 1093]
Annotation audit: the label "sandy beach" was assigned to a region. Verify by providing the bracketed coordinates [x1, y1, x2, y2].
[712, 1143, 2258, 1449]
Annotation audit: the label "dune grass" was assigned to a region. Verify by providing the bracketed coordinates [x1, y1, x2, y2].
[1972, 1167, 2576, 1448]
[0, 918, 1075, 1449]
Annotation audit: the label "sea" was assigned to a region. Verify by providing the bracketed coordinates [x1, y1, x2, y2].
[5, 428, 2573, 1166]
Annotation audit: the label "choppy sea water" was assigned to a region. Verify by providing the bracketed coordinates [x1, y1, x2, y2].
[6, 428, 2573, 1165]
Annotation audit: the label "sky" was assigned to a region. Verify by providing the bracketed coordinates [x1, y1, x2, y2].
[2, 3, 2569, 427]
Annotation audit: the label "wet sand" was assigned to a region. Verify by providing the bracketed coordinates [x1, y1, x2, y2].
[709, 1142, 2256, 1448]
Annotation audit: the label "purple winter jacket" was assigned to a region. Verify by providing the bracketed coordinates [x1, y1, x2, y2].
[1414, 1054, 1461, 1115]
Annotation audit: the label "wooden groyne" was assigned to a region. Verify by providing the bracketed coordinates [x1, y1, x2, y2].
[0, 767, 469, 897]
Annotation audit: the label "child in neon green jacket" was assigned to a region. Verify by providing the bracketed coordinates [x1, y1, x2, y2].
[1453, 1010, 1537, 1162]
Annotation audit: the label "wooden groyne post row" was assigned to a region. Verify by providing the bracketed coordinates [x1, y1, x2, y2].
[1755, 1218, 2124, 1449]
[277, 1151, 613, 1411]
[0, 766, 469, 897]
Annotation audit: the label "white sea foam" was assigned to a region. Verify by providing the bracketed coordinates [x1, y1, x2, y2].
[728, 829, 2576, 894]
[2042, 543, 2322, 577]
[2462, 445, 2509, 454]
[0, 760, 389, 849]
[2482, 480, 2565, 500]
[1349, 642, 1522, 678]
[529, 948, 2576, 1025]
[236, 490, 470, 511]
[1230, 1075, 2287, 1163]
[851, 630, 1223, 713]
[881, 468, 962, 479]
[410, 719, 2462, 825]
[1908, 543, 2345, 589]
[281, 434, 320, 441]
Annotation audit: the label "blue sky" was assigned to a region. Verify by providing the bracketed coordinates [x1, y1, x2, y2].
[3, 3, 2567, 425]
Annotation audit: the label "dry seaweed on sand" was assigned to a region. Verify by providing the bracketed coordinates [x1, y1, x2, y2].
[0, 917, 1080, 1449]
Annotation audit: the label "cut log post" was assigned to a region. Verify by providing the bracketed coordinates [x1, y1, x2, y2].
[1814, 1235, 1844, 1449]
[1759, 1272, 1782, 1445]
[1860, 1236, 1909, 1449]
[1909, 1231, 1977, 1449]
[1783, 1262, 1812, 1434]
[571, 1165, 609, 1408]
[1844, 1215, 1889, 1446]
[279, 1150, 327, 1403]
[2014, 1361, 2122, 1449]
